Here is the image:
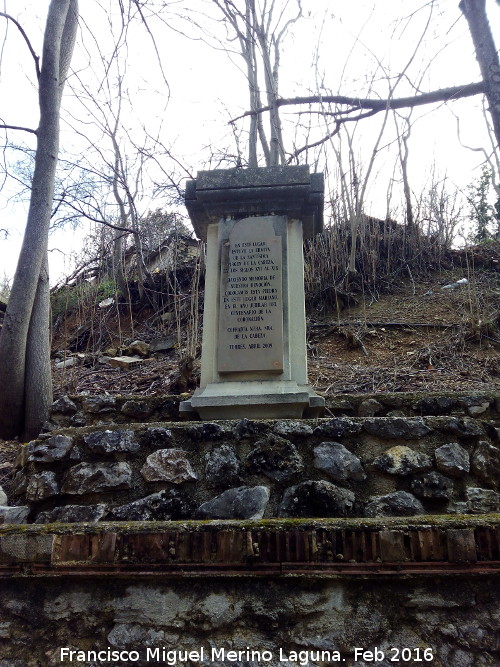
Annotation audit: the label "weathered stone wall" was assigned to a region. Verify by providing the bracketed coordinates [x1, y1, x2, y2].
[0, 574, 498, 666]
[7, 411, 500, 524]
[1, 392, 498, 666]
[44, 392, 500, 430]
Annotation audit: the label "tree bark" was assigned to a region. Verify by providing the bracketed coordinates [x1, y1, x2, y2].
[460, 0, 500, 152]
[24, 254, 52, 440]
[0, 0, 78, 438]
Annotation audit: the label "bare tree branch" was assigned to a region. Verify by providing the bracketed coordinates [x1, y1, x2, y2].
[0, 123, 37, 135]
[0, 11, 41, 80]
[230, 82, 486, 123]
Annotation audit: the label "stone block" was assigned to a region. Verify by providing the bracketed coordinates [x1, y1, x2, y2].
[364, 491, 424, 517]
[358, 399, 383, 417]
[247, 435, 304, 483]
[121, 400, 154, 419]
[108, 490, 194, 521]
[313, 442, 366, 482]
[26, 471, 59, 501]
[49, 395, 78, 415]
[0, 506, 29, 524]
[83, 429, 139, 455]
[28, 435, 74, 462]
[140, 449, 198, 484]
[465, 487, 500, 513]
[62, 462, 132, 494]
[35, 504, 107, 524]
[372, 446, 432, 475]
[140, 427, 173, 448]
[0, 533, 52, 562]
[81, 395, 117, 413]
[196, 486, 270, 519]
[205, 445, 243, 489]
[435, 442, 470, 477]
[472, 441, 500, 489]
[279, 481, 355, 518]
[363, 417, 432, 439]
[410, 472, 454, 499]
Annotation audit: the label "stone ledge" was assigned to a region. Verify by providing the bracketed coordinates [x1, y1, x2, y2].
[44, 390, 500, 430]
[0, 516, 498, 577]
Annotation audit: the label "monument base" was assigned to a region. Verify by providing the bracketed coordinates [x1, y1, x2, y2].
[179, 380, 324, 420]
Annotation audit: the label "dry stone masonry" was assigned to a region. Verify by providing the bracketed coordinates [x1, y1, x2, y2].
[3, 392, 499, 524]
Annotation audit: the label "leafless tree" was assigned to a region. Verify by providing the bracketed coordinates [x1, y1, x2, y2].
[0, 0, 78, 439]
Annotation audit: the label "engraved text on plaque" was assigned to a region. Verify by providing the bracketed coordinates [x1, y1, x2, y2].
[218, 218, 283, 373]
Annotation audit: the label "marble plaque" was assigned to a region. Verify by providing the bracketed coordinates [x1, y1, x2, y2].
[218, 218, 283, 373]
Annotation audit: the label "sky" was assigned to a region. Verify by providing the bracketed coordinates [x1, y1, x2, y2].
[0, 0, 499, 285]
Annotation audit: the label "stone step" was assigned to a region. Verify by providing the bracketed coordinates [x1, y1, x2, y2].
[5, 413, 499, 525]
[1, 517, 499, 578]
[45, 391, 500, 430]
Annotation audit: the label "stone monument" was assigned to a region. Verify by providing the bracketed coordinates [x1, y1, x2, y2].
[180, 166, 325, 419]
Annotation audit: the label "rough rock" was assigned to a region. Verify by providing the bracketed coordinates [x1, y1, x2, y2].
[358, 398, 383, 417]
[435, 442, 470, 478]
[313, 442, 366, 482]
[62, 462, 132, 494]
[107, 623, 165, 649]
[313, 418, 362, 438]
[70, 412, 87, 427]
[232, 418, 269, 440]
[410, 471, 454, 499]
[121, 400, 154, 420]
[196, 486, 269, 519]
[247, 435, 304, 483]
[26, 471, 59, 502]
[372, 446, 433, 475]
[141, 449, 198, 484]
[49, 395, 78, 415]
[457, 396, 491, 417]
[83, 429, 139, 455]
[81, 395, 116, 413]
[445, 418, 485, 438]
[415, 396, 457, 416]
[273, 420, 314, 437]
[125, 340, 151, 357]
[139, 427, 173, 448]
[10, 472, 27, 497]
[188, 422, 225, 441]
[108, 490, 194, 521]
[472, 441, 500, 489]
[205, 445, 243, 488]
[465, 487, 500, 513]
[364, 491, 424, 517]
[54, 357, 78, 369]
[28, 435, 74, 462]
[0, 487, 6, 506]
[0, 506, 29, 523]
[35, 504, 107, 524]
[279, 480, 355, 518]
[386, 410, 406, 417]
[150, 336, 176, 354]
[363, 417, 432, 439]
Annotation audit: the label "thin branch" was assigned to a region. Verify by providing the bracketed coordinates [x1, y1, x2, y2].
[230, 82, 486, 123]
[0, 123, 37, 135]
[0, 11, 41, 80]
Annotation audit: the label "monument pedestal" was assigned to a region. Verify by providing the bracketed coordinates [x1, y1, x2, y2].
[180, 167, 325, 420]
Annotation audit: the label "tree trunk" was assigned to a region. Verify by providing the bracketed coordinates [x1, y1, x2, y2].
[24, 253, 52, 440]
[460, 0, 500, 152]
[0, 0, 78, 439]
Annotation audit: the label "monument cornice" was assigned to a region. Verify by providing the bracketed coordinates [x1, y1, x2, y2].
[185, 165, 324, 241]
